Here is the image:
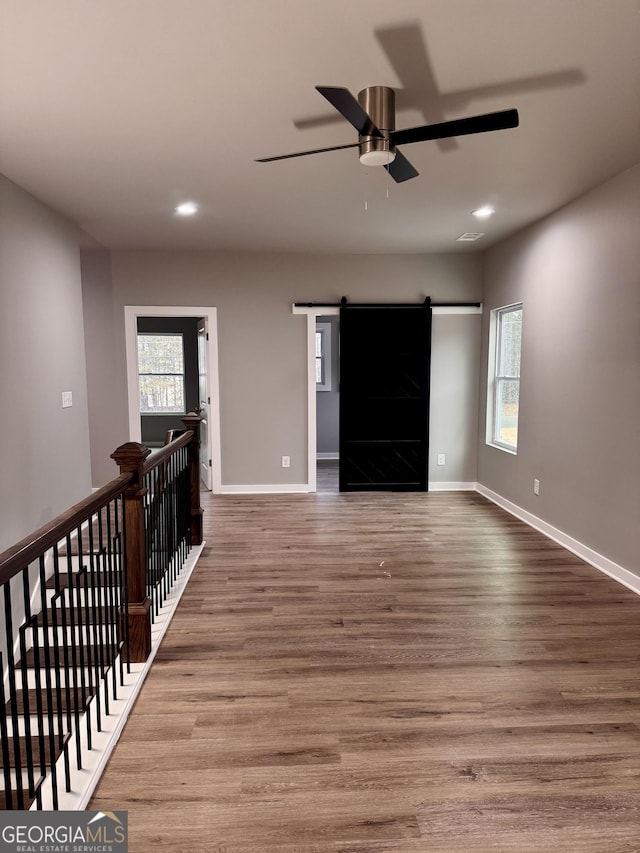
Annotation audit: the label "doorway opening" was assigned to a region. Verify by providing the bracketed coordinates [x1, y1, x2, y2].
[297, 302, 433, 493]
[316, 315, 340, 493]
[124, 305, 222, 493]
[294, 305, 339, 493]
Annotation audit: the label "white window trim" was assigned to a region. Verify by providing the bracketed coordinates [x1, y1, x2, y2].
[137, 332, 187, 415]
[486, 302, 522, 454]
[315, 322, 332, 392]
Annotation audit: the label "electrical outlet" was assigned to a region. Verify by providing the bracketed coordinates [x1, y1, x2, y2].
[281, 455, 290, 468]
[533, 478, 540, 496]
[437, 453, 446, 466]
[62, 391, 73, 408]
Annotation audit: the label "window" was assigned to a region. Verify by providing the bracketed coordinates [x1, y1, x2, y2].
[137, 333, 186, 413]
[315, 322, 332, 391]
[487, 304, 522, 452]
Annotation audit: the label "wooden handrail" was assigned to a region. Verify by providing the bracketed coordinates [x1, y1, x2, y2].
[141, 429, 193, 476]
[110, 415, 203, 661]
[0, 423, 205, 808]
[0, 472, 132, 586]
[1, 417, 203, 660]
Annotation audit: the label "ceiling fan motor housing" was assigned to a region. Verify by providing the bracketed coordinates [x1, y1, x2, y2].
[358, 86, 396, 165]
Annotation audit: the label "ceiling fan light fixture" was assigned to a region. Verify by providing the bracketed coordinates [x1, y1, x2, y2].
[359, 148, 397, 166]
[257, 84, 517, 186]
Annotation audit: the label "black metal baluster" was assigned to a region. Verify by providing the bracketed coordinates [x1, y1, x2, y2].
[119, 504, 131, 672]
[0, 649, 13, 809]
[86, 517, 103, 733]
[74, 567, 92, 751]
[24, 612, 55, 810]
[63, 536, 82, 770]
[35, 552, 62, 809]
[49, 545, 72, 795]
[92, 510, 107, 714]
[50, 588, 71, 793]
[114, 495, 128, 679]
[103, 501, 118, 703]
[4, 580, 25, 809]
[19, 568, 38, 805]
[49, 549, 66, 755]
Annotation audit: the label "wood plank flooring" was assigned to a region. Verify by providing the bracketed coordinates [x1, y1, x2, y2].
[90, 488, 640, 852]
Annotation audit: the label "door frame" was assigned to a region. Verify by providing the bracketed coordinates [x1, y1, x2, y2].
[295, 304, 483, 493]
[124, 305, 222, 493]
[293, 305, 339, 493]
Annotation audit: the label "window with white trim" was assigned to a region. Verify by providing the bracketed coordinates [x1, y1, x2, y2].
[137, 333, 186, 413]
[315, 322, 332, 391]
[487, 303, 522, 452]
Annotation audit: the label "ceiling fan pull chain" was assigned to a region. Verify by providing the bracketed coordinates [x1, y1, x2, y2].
[364, 162, 370, 212]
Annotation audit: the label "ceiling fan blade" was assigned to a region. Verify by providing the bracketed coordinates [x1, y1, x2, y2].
[315, 86, 383, 138]
[385, 149, 419, 183]
[255, 142, 360, 163]
[390, 108, 519, 147]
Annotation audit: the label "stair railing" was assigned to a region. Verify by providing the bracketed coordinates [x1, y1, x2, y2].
[0, 414, 202, 810]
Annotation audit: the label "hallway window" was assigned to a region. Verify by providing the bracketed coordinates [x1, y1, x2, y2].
[315, 322, 332, 391]
[138, 333, 186, 413]
[487, 304, 522, 452]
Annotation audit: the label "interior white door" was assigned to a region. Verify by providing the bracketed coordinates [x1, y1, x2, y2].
[197, 318, 212, 490]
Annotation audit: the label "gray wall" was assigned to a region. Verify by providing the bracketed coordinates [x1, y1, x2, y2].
[431, 313, 481, 484]
[81, 249, 129, 486]
[479, 163, 640, 574]
[83, 250, 482, 487]
[0, 175, 92, 552]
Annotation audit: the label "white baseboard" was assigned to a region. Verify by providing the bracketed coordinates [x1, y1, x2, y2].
[429, 481, 477, 491]
[476, 484, 640, 596]
[222, 481, 475, 494]
[221, 484, 310, 494]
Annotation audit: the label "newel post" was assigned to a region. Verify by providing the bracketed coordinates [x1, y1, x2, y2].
[181, 413, 204, 546]
[111, 441, 152, 663]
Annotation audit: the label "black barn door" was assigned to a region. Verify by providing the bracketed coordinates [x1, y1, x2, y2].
[339, 303, 432, 492]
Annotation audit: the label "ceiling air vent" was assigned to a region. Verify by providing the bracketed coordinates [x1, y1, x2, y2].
[456, 232, 485, 242]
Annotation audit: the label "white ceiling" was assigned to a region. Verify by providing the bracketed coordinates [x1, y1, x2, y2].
[1, 0, 639, 254]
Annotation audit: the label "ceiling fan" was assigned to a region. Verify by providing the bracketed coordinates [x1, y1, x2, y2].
[256, 86, 519, 182]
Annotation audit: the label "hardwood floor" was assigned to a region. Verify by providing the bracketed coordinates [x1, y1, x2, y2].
[316, 459, 339, 493]
[90, 490, 640, 852]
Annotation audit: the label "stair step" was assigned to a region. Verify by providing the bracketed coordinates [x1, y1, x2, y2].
[0, 772, 43, 810]
[46, 569, 122, 591]
[19, 664, 115, 691]
[2, 732, 70, 767]
[6, 684, 96, 715]
[28, 624, 116, 646]
[35, 607, 122, 628]
[13, 714, 68, 737]
[23, 644, 121, 670]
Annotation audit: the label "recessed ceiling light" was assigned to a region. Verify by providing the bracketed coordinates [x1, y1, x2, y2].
[472, 205, 495, 219]
[174, 201, 199, 217]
